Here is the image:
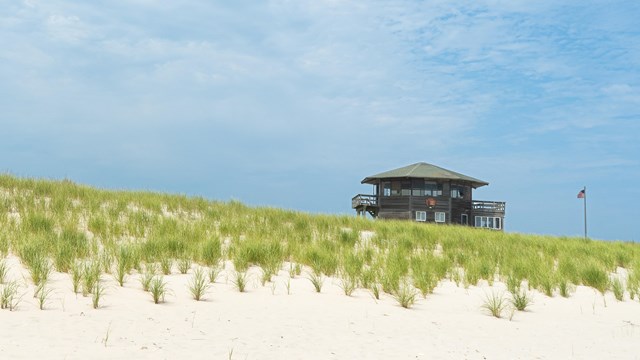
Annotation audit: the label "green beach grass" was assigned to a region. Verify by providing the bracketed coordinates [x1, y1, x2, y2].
[1, 174, 639, 307]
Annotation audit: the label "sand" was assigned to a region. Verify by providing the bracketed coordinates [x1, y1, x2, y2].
[0, 255, 638, 360]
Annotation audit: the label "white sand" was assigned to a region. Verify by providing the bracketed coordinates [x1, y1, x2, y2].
[1, 255, 639, 360]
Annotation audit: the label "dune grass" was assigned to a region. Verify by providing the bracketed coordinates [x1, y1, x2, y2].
[393, 280, 418, 309]
[0, 260, 7, 284]
[307, 270, 324, 293]
[188, 267, 210, 301]
[482, 291, 510, 318]
[510, 287, 533, 311]
[35, 282, 54, 310]
[0, 173, 639, 309]
[149, 276, 169, 304]
[139, 266, 156, 292]
[1, 281, 21, 311]
[92, 281, 106, 309]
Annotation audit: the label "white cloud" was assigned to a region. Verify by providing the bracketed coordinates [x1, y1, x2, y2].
[1, 0, 639, 240]
[46, 14, 88, 43]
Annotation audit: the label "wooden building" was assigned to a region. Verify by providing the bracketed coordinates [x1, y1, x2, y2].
[352, 162, 506, 230]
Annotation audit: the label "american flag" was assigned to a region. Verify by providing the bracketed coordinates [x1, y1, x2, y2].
[577, 189, 585, 198]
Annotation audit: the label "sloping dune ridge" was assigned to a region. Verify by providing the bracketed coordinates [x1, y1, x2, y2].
[0, 175, 639, 359]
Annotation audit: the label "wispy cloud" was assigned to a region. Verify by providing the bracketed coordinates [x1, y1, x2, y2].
[1, 0, 638, 240]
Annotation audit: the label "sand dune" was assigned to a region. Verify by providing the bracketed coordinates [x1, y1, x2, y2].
[0, 255, 638, 360]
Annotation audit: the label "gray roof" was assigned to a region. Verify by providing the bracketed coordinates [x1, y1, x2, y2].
[362, 162, 489, 188]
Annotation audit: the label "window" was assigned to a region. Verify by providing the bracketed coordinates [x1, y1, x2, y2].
[390, 181, 401, 196]
[425, 182, 443, 197]
[461, 214, 468, 225]
[382, 182, 391, 196]
[415, 211, 427, 222]
[474, 216, 502, 230]
[401, 181, 412, 196]
[412, 179, 425, 196]
[451, 185, 466, 199]
[435, 212, 446, 223]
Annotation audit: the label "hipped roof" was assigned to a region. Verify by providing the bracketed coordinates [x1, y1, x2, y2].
[361, 162, 489, 188]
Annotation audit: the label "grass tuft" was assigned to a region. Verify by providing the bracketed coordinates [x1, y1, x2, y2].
[393, 280, 418, 309]
[70, 261, 83, 294]
[82, 261, 101, 297]
[27, 255, 52, 286]
[92, 280, 106, 309]
[611, 278, 625, 301]
[307, 270, 324, 293]
[160, 258, 173, 275]
[178, 258, 191, 274]
[35, 282, 54, 310]
[1, 281, 21, 311]
[510, 287, 533, 311]
[232, 271, 249, 293]
[139, 267, 156, 292]
[188, 267, 210, 301]
[208, 264, 222, 283]
[338, 276, 358, 296]
[149, 276, 169, 304]
[482, 291, 509, 318]
[0, 260, 8, 284]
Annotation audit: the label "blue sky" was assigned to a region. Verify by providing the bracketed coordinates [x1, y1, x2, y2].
[1, 1, 639, 241]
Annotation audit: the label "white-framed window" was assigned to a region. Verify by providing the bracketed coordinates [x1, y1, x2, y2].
[435, 212, 446, 223]
[415, 211, 427, 222]
[474, 216, 502, 230]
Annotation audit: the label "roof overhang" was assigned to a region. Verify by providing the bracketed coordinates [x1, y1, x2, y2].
[361, 162, 489, 188]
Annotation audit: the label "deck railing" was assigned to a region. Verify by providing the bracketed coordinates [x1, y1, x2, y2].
[352, 194, 378, 208]
[472, 200, 506, 213]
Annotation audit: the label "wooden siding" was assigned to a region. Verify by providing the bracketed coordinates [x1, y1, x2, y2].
[353, 176, 505, 229]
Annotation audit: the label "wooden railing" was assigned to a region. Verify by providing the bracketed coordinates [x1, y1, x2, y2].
[352, 194, 378, 208]
[472, 200, 506, 213]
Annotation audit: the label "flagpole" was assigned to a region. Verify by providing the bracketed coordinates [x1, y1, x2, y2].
[583, 186, 587, 240]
